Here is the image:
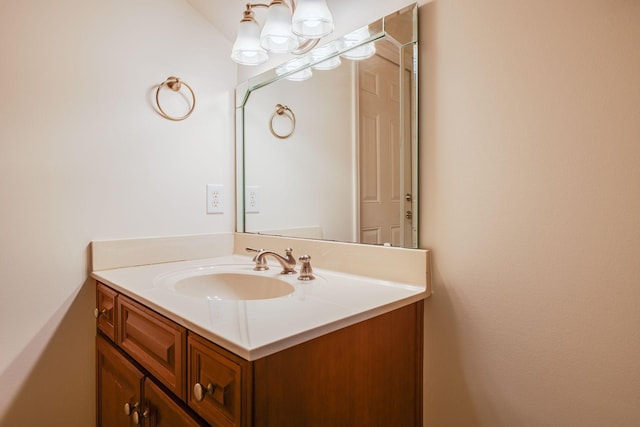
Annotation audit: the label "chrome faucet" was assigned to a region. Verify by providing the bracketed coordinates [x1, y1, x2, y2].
[246, 247, 297, 274]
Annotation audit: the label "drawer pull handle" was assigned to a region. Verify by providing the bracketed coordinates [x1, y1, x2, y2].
[94, 308, 107, 318]
[194, 382, 226, 405]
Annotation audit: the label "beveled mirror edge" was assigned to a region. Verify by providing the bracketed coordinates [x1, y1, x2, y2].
[235, 3, 419, 248]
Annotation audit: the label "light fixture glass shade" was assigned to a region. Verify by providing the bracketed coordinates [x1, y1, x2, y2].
[260, 2, 298, 53]
[291, 0, 334, 38]
[231, 19, 268, 65]
[311, 44, 341, 70]
[340, 26, 376, 61]
[284, 68, 313, 81]
[341, 43, 376, 61]
[276, 58, 313, 81]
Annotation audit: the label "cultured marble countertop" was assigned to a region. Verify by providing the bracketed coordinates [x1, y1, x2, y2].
[92, 254, 427, 360]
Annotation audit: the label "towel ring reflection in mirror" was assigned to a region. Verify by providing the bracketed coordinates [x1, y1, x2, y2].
[155, 76, 196, 121]
[269, 104, 296, 139]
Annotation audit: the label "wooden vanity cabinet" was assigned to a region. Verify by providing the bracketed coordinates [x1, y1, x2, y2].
[96, 281, 424, 426]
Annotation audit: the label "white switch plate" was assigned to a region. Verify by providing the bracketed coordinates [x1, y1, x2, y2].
[206, 184, 225, 214]
[245, 186, 260, 213]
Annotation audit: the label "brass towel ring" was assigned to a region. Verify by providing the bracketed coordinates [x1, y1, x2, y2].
[269, 104, 296, 139]
[155, 76, 196, 121]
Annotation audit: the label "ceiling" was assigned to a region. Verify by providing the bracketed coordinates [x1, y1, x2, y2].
[185, 0, 238, 42]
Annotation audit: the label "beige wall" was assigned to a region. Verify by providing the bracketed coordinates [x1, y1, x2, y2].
[420, 1, 640, 425]
[0, 0, 235, 425]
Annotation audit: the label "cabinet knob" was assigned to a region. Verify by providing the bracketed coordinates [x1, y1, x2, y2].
[132, 408, 149, 425]
[193, 382, 215, 402]
[124, 401, 139, 416]
[124, 402, 148, 425]
[94, 308, 107, 318]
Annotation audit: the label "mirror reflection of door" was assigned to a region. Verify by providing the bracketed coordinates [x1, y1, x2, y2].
[401, 44, 416, 247]
[358, 41, 403, 246]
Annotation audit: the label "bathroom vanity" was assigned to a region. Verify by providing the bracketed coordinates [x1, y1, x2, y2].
[93, 4, 426, 423]
[95, 282, 423, 426]
[92, 233, 429, 426]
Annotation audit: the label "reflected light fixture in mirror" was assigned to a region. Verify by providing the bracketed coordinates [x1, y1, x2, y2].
[341, 27, 376, 61]
[311, 44, 341, 71]
[231, 0, 335, 66]
[276, 58, 313, 81]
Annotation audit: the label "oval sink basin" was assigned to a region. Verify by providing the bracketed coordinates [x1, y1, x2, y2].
[170, 272, 295, 300]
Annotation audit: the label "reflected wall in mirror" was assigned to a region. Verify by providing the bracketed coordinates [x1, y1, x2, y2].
[236, 3, 418, 248]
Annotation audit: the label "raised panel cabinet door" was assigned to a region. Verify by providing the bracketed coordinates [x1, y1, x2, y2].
[117, 294, 187, 400]
[144, 379, 205, 427]
[96, 335, 145, 427]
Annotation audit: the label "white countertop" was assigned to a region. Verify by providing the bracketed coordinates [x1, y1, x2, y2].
[92, 254, 427, 360]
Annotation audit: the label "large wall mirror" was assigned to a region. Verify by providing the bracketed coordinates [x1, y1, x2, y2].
[236, 3, 418, 248]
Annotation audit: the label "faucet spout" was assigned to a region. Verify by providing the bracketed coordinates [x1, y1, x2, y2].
[246, 247, 297, 274]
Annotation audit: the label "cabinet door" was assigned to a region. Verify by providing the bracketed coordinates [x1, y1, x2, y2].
[96, 335, 145, 427]
[144, 379, 205, 427]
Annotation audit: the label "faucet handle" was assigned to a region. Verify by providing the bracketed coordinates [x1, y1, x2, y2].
[246, 247, 269, 270]
[298, 255, 315, 281]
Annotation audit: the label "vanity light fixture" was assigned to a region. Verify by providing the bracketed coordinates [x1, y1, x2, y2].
[231, 0, 335, 66]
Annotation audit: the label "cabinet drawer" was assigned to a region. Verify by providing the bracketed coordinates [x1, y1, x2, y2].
[96, 282, 117, 341]
[117, 295, 187, 400]
[188, 333, 251, 427]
